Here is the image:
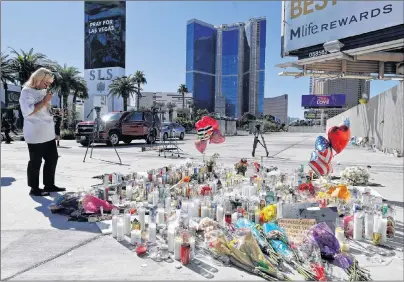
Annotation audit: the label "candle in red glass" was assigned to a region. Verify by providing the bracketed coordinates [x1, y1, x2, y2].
[225, 213, 232, 224]
[180, 243, 191, 265]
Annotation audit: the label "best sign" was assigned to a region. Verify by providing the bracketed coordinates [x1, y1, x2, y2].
[282, 0, 404, 53]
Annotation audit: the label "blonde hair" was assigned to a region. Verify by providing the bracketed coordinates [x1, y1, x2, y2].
[25, 67, 54, 88]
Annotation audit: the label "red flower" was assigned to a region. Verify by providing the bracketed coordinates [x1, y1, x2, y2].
[312, 264, 326, 281]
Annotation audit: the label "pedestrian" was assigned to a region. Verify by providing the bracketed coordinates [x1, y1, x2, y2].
[53, 109, 62, 146]
[1, 113, 13, 144]
[19, 67, 66, 197]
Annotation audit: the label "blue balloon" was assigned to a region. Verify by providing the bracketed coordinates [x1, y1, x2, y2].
[315, 136, 330, 152]
[344, 118, 350, 128]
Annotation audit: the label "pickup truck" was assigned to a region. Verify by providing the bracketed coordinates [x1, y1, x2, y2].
[75, 110, 161, 146]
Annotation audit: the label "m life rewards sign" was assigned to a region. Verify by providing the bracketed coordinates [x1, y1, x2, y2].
[301, 94, 346, 109]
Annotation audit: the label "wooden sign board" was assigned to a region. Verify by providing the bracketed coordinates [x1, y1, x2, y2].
[277, 218, 316, 244]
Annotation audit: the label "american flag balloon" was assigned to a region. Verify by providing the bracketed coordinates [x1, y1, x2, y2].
[315, 136, 330, 152]
[309, 150, 331, 176]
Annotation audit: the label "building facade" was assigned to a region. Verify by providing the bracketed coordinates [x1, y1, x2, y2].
[264, 94, 288, 124]
[134, 92, 193, 121]
[311, 78, 370, 119]
[186, 17, 266, 118]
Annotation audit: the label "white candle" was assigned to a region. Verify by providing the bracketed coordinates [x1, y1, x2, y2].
[157, 208, 165, 225]
[277, 202, 283, 219]
[124, 213, 131, 236]
[126, 188, 132, 201]
[149, 223, 157, 243]
[353, 213, 363, 240]
[112, 215, 118, 238]
[232, 212, 238, 224]
[335, 227, 345, 244]
[201, 206, 209, 218]
[373, 214, 380, 233]
[165, 197, 171, 210]
[212, 182, 217, 194]
[249, 185, 256, 197]
[174, 237, 182, 260]
[167, 226, 175, 252]
[130, 230, 141, 245]
[255, 211, 260, 224]
[152, 191, 159, 207]
[148, 193, 153, 204]
[216, 206, 224, 224]
[138, 208, 145, 231]
[378, 218, 387, 244]
[365, 213, 374, 240]
[117, 221, 124, 241]
[189, 237, 196, 259]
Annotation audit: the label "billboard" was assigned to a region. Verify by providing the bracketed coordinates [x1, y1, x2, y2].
[304, 111, 328, 119]
[301, 94, 346, 109]
[85, 1, 126, 69]
[282, 1, 404, 54]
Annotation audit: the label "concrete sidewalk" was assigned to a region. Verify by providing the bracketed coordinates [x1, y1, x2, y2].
[1, 133, 403, 280]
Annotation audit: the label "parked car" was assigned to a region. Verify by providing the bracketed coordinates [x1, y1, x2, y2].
[75, 110, 161, 146]
[160, 122, 185, 141]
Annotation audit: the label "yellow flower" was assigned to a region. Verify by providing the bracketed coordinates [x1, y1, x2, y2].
[260, 204, 277, 222]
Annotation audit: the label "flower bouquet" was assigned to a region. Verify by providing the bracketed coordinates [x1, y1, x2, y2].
[235, 159, 248, 176]
[205, 153, 220, 172]
[298, 182, 316, 198]
[340, 166, 370, 185]
[327, 184, 351, 202]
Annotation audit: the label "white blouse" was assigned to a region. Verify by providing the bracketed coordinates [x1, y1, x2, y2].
[19, 87, 55, 144]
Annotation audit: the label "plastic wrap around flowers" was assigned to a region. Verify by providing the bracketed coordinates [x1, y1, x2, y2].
[309, 118, 351, 176]
[194, 116, 225, 154]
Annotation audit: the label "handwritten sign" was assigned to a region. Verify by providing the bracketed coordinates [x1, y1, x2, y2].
[277, 218, 316, 244]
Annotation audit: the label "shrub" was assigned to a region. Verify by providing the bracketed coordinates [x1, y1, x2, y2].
[61, 129, 75, 140]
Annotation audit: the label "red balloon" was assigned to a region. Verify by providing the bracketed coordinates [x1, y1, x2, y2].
[209, 129, 225, 144]
[195, 116, 219, 131]
[327, 125, 351, 154]
[194, 140, 208, 154]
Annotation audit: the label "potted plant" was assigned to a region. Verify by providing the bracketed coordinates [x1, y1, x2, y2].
[205, 153, 219, 173]
[235, 159, 248, 176]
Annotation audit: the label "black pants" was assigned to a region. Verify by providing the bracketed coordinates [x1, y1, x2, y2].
[4, 130, 12, 143]
[27, 139, 58, 190]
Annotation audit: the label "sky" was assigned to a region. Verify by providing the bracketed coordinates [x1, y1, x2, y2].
[1, 1, 399, 119]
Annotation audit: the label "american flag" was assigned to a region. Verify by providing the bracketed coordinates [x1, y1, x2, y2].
[197, 125, 213, 141]
[317, 147, 333, 163]
[309, 150, 331, 176]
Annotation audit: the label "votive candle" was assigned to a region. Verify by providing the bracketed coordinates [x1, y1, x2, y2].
[216, 206, 224, 225]
[174, 236, 182, 260]
[124, 213, 131, 236]
[138, 208, 145, 231]
[157, 208, 165, 225]
[365, 213, 374, 240]
[167, 226, 175, 252]
[130, 230, 141, 245]
[117, 220, 124, 241]
[201, 206, 209, 218]
[148, 222, 157, 243]
[112, 215, 118, 238]
[353, 213, 363, 240]
[378, 218, 387, 244]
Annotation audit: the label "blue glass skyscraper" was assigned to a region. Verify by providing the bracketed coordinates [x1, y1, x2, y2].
[186, 19, 217, 112]
[186, 17, 266, 117]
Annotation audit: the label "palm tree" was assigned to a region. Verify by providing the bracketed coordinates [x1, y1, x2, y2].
[9, 48, 48, 128]
[156, 102, 165, 121]
[177, 84, 188, 109]
[71, 77, 88, 124]
[52, 64, 81, 109]
[134, 71, 147, 110]
[166, 102, 176, 122]
[108, 75, 138, 111]
[0, 53, 16, 107]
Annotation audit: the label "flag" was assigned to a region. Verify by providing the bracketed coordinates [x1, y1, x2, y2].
[309, 151, 331, 176]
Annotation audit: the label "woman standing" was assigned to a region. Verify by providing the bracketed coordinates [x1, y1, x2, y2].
[19, 68, 66, 197]
[53, 109, 62, 147]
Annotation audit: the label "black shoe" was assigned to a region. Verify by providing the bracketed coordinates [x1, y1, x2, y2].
[44, 185, 66, 192]
[29, 188, 50, 197]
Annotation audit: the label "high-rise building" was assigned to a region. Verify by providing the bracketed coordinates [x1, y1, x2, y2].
[186, 20, 217, 113]
[311, 78, 370, 118]
[186, 17, 266, 118]
[264, 94, 288, 124]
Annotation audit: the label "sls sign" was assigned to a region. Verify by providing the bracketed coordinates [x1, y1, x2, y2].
[282, 1, 404, 54]
[84, 67, 125, 96]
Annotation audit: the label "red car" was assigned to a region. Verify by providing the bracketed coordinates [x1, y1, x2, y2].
[75, 110, 161, 146]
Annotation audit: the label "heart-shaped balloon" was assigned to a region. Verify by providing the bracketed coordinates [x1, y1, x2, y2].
[328, 125, 351, 154]
[195, 116, 219, 131]
[194, 139, 208, 154]
[315, 136, 330, 152]
[209, 129, 225, 144]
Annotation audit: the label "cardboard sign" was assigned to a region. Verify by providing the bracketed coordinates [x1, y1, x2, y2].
[279, 202, 319, 218]
[300, 207, 339, 234]
[277, 218, 316, 244]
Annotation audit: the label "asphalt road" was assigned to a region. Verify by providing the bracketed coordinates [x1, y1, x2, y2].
[1, 133, 403, 280]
